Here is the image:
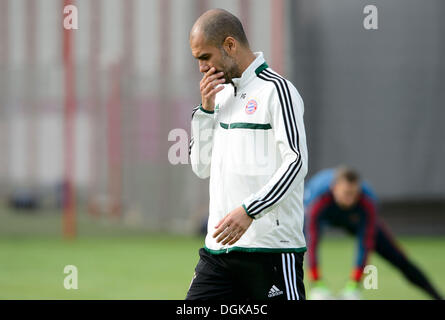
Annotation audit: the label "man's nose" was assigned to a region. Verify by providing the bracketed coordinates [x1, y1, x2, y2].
[199, 62, 210, 74]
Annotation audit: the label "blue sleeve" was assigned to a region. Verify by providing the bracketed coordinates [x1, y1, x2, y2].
[304, 169, 379, 207]
[304, 169, 335, 208]
[361, 181, 378, 203]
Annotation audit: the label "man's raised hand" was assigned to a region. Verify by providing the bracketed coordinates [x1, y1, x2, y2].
[213, 206, 253, 246]
[200, 67, 225, 112]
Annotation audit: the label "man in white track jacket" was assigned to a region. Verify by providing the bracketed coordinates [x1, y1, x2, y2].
[186, 8, 308, 301]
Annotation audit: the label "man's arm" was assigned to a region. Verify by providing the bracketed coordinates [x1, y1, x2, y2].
[306, 194, 331, 281]
[241, 80, 308, 219]
[189, 67, 225, 179]
[350, 195, 377, 282]
[189, 105, 215, 179]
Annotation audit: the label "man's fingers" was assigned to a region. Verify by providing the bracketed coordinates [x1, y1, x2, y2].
[203, 74, 224, 91]
[201, 67, 216, 82]
[204, 66, 215, 75]
[214, 215, 227, 229]
[200, 69, 223, 85]
[222, 230, 237, 245]
[200, 73, 224, 92]
[227, 232, 243, 246]
[204, 71, 224, 84]
[212, 207, 253, 245]
[223, 227, 245, 245]
[199, 67, 224, 111]
[200, 65, 211, 74]
[207, 66, 216, 74]
[215, 225, 245, 245]
[213, 220, 230, 238]
[204, 84, 225, 98]
[201, 79, 222, 96]
[200, 79, 224, 97]
[215, 226, 232, 243]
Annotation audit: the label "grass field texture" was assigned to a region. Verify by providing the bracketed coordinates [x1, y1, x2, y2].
[0, 208, 444, 299]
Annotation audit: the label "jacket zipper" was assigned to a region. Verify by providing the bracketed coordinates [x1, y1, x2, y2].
[273, 211, 280, 226]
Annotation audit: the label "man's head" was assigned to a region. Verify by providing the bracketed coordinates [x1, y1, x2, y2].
[331, 167, 362, 209]
[189, 9, 250, 84]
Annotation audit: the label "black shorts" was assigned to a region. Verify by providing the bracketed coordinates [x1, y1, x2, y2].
[186, 248, 305, 300]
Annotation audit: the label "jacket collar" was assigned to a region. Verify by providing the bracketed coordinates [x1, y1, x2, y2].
[231, 52, 267, 90]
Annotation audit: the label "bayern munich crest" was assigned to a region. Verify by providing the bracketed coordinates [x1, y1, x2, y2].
[245, 99, 257, 114]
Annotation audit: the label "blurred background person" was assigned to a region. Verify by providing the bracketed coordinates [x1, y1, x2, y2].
[304, 167, 443, 300]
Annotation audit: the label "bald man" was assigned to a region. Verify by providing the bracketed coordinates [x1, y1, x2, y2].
[187, 9, 308, 300]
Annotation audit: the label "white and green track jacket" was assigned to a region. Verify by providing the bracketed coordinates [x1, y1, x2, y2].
[189, 52, 308, 254]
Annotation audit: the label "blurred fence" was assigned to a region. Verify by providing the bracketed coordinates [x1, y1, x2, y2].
[0, 0, 443, 236]
[0, 0, 287, 234]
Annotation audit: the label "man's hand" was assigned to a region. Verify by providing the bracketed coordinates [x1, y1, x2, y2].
[200, 66, 225, 111]
[213, 206, 253, 246]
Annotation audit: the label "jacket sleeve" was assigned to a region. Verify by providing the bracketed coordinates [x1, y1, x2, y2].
[241, 81, 308, 219]
[189, 104, 216, 179]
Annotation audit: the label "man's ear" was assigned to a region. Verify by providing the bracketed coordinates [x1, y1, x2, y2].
[222, 36, 237, 55]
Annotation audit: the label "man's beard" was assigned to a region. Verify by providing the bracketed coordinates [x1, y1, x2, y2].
[220, 49, 241, 84]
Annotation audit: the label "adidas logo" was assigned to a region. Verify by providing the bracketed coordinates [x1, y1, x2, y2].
[268, 285, 283, 298]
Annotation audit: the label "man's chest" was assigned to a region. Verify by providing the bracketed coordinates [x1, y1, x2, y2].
[215, 85, 271, 126]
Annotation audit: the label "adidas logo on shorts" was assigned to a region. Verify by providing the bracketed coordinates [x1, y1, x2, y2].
[268, 285, 284, 298]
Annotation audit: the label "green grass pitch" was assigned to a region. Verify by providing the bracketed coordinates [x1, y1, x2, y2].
[0, 208, 443, 299]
